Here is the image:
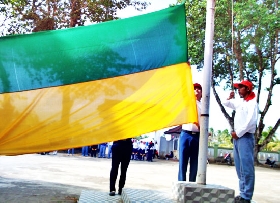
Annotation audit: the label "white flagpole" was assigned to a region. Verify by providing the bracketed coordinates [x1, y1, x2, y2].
[197, 0, 216, 185]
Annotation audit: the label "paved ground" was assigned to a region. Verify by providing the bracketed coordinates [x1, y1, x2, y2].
[0, 153, 279, 203]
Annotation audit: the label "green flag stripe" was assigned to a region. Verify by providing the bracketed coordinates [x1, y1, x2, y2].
[0, 4, 187, 94]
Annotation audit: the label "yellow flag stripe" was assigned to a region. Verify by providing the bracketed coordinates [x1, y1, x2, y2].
[0, 62, 197, 155]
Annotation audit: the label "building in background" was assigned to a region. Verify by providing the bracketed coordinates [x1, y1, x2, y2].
[140, 126, 181, 159]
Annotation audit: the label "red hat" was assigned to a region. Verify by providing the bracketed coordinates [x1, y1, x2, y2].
[193, 83, 202, 90]
[233, 80, 253, 91]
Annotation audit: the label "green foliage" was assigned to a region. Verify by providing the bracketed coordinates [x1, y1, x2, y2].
[184, 0, 207, 69]
[134, 135, 148, 140]
[0, 0, 149, 35]
[271, 144, 280, 152]
[259, 127, 280, 151]
[210, 126, 279, 151]
[265, 142, 278, 151]
[208, 128, 233, 148]
[185, 0, 279, 156]
[185, 0, 279, 81]
[259, 126, 277, 143]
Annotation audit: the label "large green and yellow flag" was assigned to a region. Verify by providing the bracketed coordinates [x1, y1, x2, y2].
[0, 3, 197, 155]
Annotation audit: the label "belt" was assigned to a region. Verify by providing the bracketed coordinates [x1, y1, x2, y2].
[182, 129, 200, 135]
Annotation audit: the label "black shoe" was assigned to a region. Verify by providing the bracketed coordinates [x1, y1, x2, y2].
[235, 196, 241, 201]
[109, 191, 115, 196]
[235, 195, 250, 203]
[118, 189, 122, 195]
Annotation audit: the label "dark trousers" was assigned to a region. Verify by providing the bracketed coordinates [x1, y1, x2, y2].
[147, 149, 153, 161]
[91, 149, 97, 157]
[178, 130, 199, 182]
[109, 140, 132, 192]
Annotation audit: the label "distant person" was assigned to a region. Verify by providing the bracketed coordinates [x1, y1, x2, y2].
[146, 141, 154, 162]
[131, 139, 139, 160]
[165, 151, 174, 160]
[109, 138, 133, 196]
[98, 143, 107, 158]
[90, 145, 98, 157]
[153, 141, 159, 159]
[67, 148, 74, 156]
[82, 146, 89, 157]
[138, 141, 145, 161]
[178, 83, 202, 182]
[222, 80, 258, 203]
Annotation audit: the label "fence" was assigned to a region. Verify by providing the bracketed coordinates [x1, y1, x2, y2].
[208, 144, 280, 164]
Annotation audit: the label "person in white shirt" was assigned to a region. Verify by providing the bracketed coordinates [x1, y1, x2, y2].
[222, 80, 258, 203]
[154, 141, 159, 159]
[139, 141, 146, 160]
[178, 83, 202, 182]
[132, 139, 139, 160]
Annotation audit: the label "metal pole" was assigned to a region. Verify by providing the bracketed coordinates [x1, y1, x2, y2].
[196, 0, 216, 185]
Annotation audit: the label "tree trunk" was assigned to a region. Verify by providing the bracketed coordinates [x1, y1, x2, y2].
[254, 139, 261, 165]
[70, 0, 82, 27]
[233, 31, 244, 81]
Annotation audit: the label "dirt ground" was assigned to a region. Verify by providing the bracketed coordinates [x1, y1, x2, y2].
[0, 153, 279, 203]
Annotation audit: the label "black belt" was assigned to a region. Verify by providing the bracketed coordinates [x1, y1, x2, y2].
[182, 130, 200, 135]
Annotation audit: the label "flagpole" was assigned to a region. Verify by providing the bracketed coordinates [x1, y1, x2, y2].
[197, 0, 216, 185]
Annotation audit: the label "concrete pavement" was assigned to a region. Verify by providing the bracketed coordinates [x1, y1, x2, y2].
[0, 153, 279, 203]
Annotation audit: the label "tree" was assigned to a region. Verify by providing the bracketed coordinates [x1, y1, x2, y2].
[259, 126, 280, 151]
[217, 129, 233, 148]
[0, 0, 149, 35]
[208, 128, 233, 148]
[182, 0, 280, 163]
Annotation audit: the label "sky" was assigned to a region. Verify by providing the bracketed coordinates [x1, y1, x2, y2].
[117, 0, 280, 136]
